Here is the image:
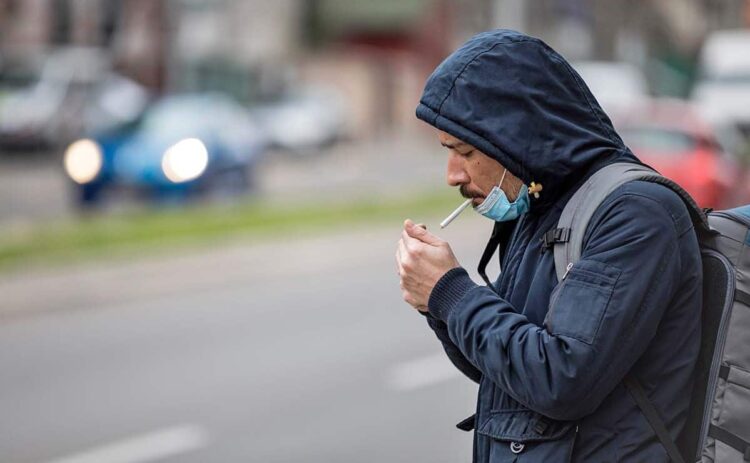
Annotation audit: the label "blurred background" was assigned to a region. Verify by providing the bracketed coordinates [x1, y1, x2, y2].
[1, 1, 749, 462]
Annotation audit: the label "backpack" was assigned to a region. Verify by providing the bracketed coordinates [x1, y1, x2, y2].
[545, 162, 750, 462]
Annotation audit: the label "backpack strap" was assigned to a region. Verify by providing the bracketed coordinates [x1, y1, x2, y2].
[552, 161, 712, 461]
[478, 222, 503, 286]
[624, 375, 687, 463]
[552, 162, 710, 281]
[708, 425, 750, 460]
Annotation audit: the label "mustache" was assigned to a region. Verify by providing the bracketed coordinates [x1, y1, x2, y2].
[460, 185, 484, 199]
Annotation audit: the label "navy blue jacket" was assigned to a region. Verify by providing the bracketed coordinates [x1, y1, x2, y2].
[416, 30, 702, 462]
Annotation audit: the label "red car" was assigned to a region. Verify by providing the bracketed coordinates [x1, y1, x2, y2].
[615, 99, 745, 210]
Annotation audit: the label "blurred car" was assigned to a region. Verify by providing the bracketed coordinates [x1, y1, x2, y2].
[692, 29, 750, 140]
[0, 55, 43, 97]
[64, 93, 269, 206]
[251, 86, 349, 154]
[0, 47, 148, 151]
[572, 61, 649, 115]
[615, 99, 744, 209]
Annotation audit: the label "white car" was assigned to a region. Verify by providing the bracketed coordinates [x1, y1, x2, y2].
[692, 29, 750, 140]
[572, 61, 649, 115]
[251, 86, 349, 154]
[0, 47, 148, 150]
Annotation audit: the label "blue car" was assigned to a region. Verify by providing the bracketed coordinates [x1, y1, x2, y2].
[63, 94, 269, 206]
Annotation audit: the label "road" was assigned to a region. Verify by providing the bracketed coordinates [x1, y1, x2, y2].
[0, 213, 495, 462]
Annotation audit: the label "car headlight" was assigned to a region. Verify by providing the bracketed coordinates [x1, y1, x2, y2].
[64, 139, 103, 184]
[162, 138, 209, 183]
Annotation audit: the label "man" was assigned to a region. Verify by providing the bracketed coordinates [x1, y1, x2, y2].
[396, 30, 702, 461]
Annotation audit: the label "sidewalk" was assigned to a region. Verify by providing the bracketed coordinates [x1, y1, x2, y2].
[0, 205, 489, 320]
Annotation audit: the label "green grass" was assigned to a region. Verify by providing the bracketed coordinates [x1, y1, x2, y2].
[0, 189, 459, 271]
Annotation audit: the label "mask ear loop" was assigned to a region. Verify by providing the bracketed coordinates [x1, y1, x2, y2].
[516, 181, 525, 199]
[497, 168, 508, 190]
[498, 168, 525, 202]
[499, 168, 527, 202]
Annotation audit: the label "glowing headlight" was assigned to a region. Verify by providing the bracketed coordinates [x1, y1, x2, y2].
[161, 138, 209, 183]
[64, 139, 103, 184]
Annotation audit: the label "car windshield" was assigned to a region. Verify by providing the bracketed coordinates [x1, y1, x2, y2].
[620, 127, 696, 154]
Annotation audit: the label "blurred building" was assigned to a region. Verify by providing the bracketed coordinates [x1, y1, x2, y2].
[494, 0, 750, 96]
[0, 0, 166, 88]
[1, 0, 748, 137]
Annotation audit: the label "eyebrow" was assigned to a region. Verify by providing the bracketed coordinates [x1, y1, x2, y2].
[441, 141, 467, 149]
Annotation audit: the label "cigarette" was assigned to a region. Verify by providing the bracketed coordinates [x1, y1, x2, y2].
[440, 198, 473, 229]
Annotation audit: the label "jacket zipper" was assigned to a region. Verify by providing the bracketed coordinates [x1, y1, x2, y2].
[566, 425, 580, 462]
[562, 262, 574, 280]
[545, 262, 574, 330]
[551, 263, 574, 311]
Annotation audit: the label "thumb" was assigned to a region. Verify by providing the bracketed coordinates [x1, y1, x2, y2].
[404, 219, 442, 246]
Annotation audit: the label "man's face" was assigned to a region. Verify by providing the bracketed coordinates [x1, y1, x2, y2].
[438, 130, 523, 204]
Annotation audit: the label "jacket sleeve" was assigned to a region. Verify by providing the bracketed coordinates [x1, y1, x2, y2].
[423, 312, 482, 383]
[427, 190, 688, 421]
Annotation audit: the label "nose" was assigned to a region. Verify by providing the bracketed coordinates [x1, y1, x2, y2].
[446, 152, 470, 187]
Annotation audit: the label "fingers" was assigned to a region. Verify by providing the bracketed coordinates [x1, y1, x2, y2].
[398, 238, 411, 270]
[396, 237, 413, 280]
[396, 230, 430, 313]
[396, 238, 415, 293]
[404, 219, 442, 246]
[396, 244, 414, 306]
[395, 244, 405, 276]
[401, 230, 420, 252]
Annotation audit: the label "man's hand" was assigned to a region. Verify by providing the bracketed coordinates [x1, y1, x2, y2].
[396, 219, 460, 312]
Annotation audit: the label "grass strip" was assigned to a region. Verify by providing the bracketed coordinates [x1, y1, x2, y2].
[0, 189, 459, 271]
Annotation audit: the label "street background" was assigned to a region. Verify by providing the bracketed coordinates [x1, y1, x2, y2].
[2, 1, 750, 462]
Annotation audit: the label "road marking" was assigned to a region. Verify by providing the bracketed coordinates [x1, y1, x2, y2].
[46, 424, 209, 463]
[386, 353, 461, 391]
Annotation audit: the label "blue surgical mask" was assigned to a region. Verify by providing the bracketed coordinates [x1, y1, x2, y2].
[474, 169, 530, 222]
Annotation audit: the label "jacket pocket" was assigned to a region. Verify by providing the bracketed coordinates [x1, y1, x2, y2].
[544, 260, 621, 345]
[477, 409, 578, 462]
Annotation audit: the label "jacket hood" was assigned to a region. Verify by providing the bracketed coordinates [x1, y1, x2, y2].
[416, 30, 637, 207]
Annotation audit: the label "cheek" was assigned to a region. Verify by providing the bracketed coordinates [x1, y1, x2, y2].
[466, 162, 485, 182]
[473, 168, 498, 190]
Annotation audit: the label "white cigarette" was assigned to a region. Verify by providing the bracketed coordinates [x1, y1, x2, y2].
[440, 198, 473, 229]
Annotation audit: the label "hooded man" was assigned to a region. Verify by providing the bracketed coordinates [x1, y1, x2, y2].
[396, 30, 702, 461]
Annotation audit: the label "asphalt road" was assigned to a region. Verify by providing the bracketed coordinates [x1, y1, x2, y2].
[0, 213, 494, 462]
